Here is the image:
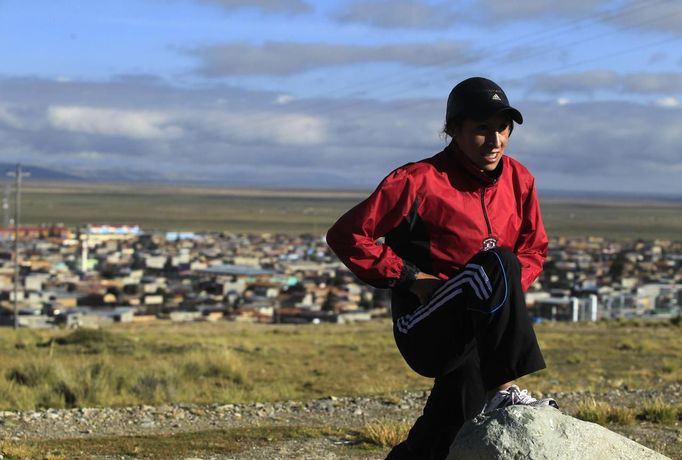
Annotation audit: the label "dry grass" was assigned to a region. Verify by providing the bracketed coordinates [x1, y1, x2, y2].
[0, 320, 430, 410]
[517, 320, 682, 396]
[0, 320, 681, 459]
[575, 399, 636, 425]
[638, 399, 679, 424]
[357, 420, 412, 447]
[0, 320, 681, 411]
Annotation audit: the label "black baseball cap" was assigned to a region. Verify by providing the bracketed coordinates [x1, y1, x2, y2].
[446, 77, 523, 125]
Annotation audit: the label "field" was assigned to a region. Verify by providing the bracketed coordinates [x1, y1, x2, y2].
[15, 181, 682, 240]
[3, 181, 681, 458]
[0, 320, 681, 458]
[0, 320, 681, 410]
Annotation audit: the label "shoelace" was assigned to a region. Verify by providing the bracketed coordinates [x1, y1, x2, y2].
[508, 387, 537, 405]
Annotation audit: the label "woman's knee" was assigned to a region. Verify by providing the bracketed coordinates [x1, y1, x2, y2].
[471, 246, 520, 274]
[492, 247, 521, 269]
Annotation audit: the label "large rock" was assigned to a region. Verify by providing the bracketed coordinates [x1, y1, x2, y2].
[447, 405, 670, 460]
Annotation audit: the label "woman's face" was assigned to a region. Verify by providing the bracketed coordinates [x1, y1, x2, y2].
[453, 113, 511, 172]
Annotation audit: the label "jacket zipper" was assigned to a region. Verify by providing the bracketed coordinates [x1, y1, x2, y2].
[480, 189, 492, 237]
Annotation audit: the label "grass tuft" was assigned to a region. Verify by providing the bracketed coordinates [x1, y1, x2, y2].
[357, 420, 411, 447]
[575, 399, 635, 425]
[637, 399, 678, 424]
[606, 406, 636, 425]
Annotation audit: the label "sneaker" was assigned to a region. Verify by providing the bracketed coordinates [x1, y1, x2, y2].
[481, 384, 559, 413]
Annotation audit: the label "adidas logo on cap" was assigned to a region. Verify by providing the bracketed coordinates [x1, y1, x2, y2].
[492, 93, 502, 101]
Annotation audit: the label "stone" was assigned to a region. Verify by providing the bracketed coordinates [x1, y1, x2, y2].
[447, 405, 670, 460]
[140, 419, 155, 429]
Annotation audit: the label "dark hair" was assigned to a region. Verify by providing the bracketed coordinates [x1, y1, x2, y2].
[442, 115, 465, 138]
[442, 115, 514, 139]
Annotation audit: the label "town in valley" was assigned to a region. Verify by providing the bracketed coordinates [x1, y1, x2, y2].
[1, 223, 679, 329]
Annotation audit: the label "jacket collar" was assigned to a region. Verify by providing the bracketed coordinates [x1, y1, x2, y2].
[444, 140, 502, 187]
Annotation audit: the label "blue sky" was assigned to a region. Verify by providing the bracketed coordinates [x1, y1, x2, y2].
[1, 0, 681, 195]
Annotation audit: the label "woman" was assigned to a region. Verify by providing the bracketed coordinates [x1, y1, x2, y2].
[326, 77, 556, 459]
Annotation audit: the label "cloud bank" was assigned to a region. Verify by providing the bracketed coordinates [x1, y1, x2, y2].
[1, 75, 681, 194]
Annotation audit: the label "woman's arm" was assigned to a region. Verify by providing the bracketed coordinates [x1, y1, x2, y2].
[326, 168, 420, 289]
[514, 178, 549, 291]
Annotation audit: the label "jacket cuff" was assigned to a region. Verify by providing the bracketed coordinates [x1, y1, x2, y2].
[390, 259, 420, 288]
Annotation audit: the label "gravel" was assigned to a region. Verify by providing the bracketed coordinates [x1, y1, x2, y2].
[1, 385, 680, 459]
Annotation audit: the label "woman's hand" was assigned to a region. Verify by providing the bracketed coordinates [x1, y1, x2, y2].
[408, 273, 444, 304]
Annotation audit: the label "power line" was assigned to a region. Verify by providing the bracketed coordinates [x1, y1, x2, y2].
[283, 0, 670, 112]
[280, 4, 682, 123]
[342, 32, 682, 130]
[212, 0, 678, 144]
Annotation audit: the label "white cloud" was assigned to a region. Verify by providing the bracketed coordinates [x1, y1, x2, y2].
[202, 111, 328, 145]
[47, 106, 184, 140]
[655, 97, 680, 108]
[68, 151, 109, 161]
[275, 94, 295, 105]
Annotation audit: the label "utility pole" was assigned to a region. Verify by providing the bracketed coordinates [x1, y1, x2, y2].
[2, 184, 9, 228]
[7, 164, 30, 329]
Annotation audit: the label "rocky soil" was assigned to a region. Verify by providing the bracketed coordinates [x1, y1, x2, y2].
[1, 385, 680, 459]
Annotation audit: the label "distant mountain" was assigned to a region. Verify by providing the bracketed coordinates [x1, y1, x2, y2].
[0, 163, 83, 182]
[541, 188, 682, 204]
[0, 163, 679, 203]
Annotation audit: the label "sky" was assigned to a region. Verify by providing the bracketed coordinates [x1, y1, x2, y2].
[1, 0, 681, 196]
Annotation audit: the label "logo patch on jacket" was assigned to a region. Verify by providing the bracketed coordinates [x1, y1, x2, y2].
[482, 237, 498, 251]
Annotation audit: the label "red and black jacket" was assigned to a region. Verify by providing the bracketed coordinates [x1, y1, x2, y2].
[326, 142, 548, 292]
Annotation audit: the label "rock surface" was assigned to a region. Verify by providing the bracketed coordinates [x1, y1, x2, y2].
[448, 405, 671, 460]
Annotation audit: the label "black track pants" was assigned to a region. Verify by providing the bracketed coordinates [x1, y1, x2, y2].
[390, 247, 546, 459]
